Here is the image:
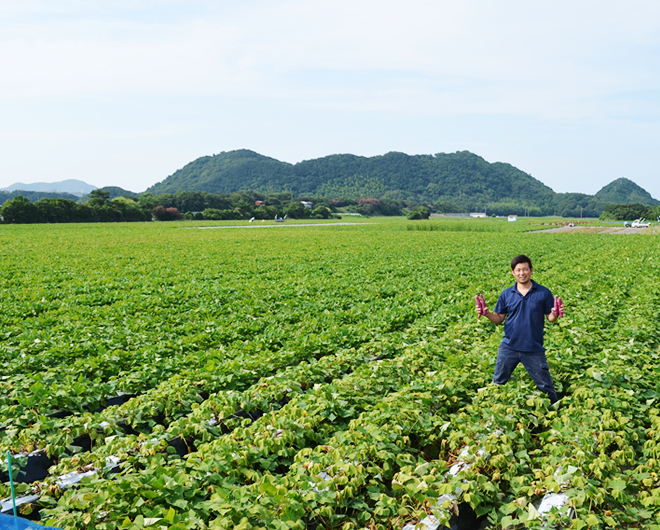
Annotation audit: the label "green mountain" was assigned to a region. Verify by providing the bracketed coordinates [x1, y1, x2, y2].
[0, 190, 81, 207]
[146, 149, 657, 216]
[0, 186, 139, 207]
[148, 150, 293, 195]
[594, 178, 659, 206]
[1, 179, 96, 196]
[147, 149, 556, 205]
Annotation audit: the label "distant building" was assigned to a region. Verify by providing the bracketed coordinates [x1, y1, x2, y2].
[470, 212, 487, 218]
[508, 215, 518, 222]
[301, 201, 313, 209]
[255, 200, 265, 206]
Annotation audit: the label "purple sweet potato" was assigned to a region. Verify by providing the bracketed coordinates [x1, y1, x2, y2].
[476, 294, 487, 317]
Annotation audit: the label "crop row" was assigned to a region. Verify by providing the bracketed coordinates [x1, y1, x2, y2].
[46, 339, 399, 477]
[0, 329, 409, 513]
[0, 304, 387, 420]
[1, 303, 431, 457]
[28, 325, 492, 528]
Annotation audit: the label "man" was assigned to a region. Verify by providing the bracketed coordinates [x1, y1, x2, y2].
[476, 254, 563, 404]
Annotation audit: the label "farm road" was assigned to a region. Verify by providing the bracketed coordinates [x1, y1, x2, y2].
[529, 226, 656, 234]
[187, 222, 379, 229]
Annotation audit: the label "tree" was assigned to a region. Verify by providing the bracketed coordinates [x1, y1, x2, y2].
[138, 193, 162, 210]
[254, 205, 279, 219]
[355, 199, 381, 216]
[152, 206, 182, 221]
[87, 189, 111, 207]
[378, 198, 404, 216]
[311, 206, 332, 219]
[1, 196, 40, 223]
[406, 206, 430, 220]
[358, 198, 381, 207]
[434, 200, 463, 213]
[202, 208, 229, 220]
[600, 203, 650, 221]
[284, 201, 310, 219]
[93, 204, 124, 222]
[112, 197, 149, 222]
[36, 198, 79, 223]
[650, 205, 660, 219]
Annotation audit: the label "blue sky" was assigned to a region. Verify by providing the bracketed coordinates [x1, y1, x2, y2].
[1, 0, 659, 198]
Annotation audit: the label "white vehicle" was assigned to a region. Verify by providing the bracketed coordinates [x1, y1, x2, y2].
[631, 218, 651, 228]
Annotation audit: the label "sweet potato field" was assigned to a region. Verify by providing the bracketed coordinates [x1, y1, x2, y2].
[1, 219, 659, 529]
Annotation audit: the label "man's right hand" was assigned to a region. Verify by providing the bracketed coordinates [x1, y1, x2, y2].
[476, 302, 489, 318]
[479, 308, 505, 325]
[475, 294, 487, 318]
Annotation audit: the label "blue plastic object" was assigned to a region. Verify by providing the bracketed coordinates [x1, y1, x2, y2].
[0, 513, 62, 530]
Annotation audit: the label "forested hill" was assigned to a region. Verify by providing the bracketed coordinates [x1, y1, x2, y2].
[146, 149, 656, 216]
[147, 149, 555, 208]
[594, 178, 659, 206]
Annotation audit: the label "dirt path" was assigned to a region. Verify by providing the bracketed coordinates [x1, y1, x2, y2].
[187, 222, 379, 230]
[528, 226, 656, 235]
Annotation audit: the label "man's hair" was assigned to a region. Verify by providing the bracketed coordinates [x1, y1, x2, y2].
[511, 254, 532, 270]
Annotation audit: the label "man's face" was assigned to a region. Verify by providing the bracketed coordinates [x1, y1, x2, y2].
[512, 263, 533, 284]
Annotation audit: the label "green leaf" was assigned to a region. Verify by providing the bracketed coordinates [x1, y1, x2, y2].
[609, 479, 627, 491]
[500, 515, 516, 527]
[164, 507, 176, 524]
[585, 514, 600, 526]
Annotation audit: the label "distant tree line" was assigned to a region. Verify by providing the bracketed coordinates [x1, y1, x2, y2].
[4, 188, 658, 225]
[599, 203, 660, 221]
[0, 189, 420, 224]
[0, 192, 149, 224]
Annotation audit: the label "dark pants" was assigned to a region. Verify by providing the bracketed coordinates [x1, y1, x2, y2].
[493, 345, 558, 404]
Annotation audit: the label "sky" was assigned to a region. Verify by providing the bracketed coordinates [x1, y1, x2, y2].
[1, 0, 659, 197]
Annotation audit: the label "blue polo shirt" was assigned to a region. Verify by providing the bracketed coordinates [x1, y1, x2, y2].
[493, 280, 554, 352]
